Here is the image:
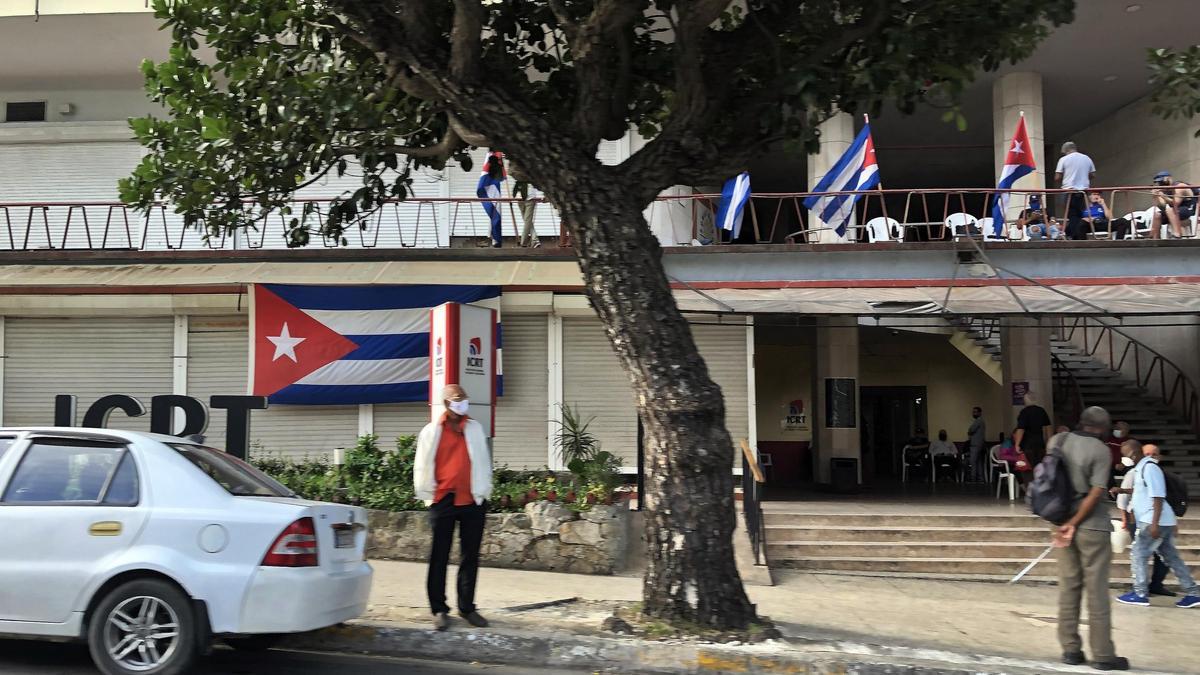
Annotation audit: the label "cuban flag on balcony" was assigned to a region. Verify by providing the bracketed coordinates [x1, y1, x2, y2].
[714, 171, 751, 240]
[249, 284, 501, 404]
[803, 121, 880, 237]
[990, 114, 1037, 236]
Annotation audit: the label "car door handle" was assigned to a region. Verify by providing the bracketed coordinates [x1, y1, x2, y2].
[89, 521, 122, 537]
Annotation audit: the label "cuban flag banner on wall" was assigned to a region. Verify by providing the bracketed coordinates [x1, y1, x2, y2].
[990, 114, 1037, 236]
[250, 284, 501, 405]
[714, 171, 751, 239]
[802, 121, 880, 237]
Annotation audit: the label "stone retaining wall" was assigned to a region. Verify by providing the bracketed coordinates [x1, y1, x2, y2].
[367, 501, 631, 575]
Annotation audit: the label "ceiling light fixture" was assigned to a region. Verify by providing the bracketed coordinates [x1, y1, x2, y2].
[1103, 74, 1119, 82]
[1125, 4, 1141, 12]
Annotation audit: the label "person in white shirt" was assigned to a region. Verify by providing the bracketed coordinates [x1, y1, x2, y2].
[928, 429, 959, 481]
[1055, 142, 1096, 240]
[1115, 444, 1200, 607]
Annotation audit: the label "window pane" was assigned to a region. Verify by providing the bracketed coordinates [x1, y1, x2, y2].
[3, 441, 124, 503]
[102, 454, 140, 506]
[169, 444, 293, 498]
[0, 438, 13, 459]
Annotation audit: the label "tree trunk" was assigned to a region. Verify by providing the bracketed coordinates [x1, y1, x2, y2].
[560, 192, 756, 630]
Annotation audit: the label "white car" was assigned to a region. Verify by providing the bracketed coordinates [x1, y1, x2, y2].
[0, 428, 372, 675]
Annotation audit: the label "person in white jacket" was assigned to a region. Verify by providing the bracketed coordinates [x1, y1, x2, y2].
[414, 384, 493, 631]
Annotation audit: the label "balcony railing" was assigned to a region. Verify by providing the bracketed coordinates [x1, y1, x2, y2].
[0, 185, 1195, 252]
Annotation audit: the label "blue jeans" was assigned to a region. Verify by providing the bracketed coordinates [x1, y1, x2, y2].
[1131, 524, 1200, 596]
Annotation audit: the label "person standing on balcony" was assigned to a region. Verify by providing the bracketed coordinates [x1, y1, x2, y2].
[507, 159, 543, 248]
[415, 384, 494, 631]
[1054, 142, 1096, 241]
[1116, 443, 1200, 609]
[967, 406, 987, 482]
[476, 151, 506, 248]
[1013, 391, 1053, 468]
[1053, 407, 1128, 670]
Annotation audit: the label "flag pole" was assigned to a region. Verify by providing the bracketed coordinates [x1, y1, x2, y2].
[865, 113, 893, 240]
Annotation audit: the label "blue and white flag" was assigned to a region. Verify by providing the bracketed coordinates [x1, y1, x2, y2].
[715, 171, 751, 239]
[251, 284, 501, 405]
[803, 123, 880, 237]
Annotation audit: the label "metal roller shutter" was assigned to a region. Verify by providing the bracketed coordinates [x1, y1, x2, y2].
[492, 314, 548, 469]
[689, 319, 750, 467]
[374, 402, 429, 446]
[3, 317, 172, 431]
[561, 318, 637, 465]
[0, 142, 144, 250]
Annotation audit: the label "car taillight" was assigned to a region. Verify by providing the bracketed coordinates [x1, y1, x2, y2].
[261, 517, 318, 567]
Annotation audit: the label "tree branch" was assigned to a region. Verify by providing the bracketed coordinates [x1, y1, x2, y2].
[334, 126, 464, 160]
[449, 0, 483, 81]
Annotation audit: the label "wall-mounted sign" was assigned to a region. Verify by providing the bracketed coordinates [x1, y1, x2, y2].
[53, 394, 267, 460]
[1011, 381, 1029, 406]
[782, 399, 809, 431]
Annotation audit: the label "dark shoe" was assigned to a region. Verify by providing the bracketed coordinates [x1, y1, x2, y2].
[433, 612, 450, 631]
[1091, 657, 1130, 671]
[1063, 651, 1086, 666]
[459, 610, 489, 628]
[1150, 585, 1178, 597]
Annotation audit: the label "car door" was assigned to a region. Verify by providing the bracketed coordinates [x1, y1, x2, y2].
[0, 435, 149, 625]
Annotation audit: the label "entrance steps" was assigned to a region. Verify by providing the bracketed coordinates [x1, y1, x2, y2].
[765, 512, 1200, 582]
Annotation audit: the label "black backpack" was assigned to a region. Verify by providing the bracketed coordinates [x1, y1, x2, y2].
[1143, 461, 1189, 518]
[1027, 434, 1075, 525]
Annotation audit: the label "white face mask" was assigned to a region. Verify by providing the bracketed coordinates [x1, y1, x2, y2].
[447, 399, 470, 416]
[1113, 430, 1124, 438]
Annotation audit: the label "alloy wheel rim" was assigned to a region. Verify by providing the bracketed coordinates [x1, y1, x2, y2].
[103, 595, 180, 671]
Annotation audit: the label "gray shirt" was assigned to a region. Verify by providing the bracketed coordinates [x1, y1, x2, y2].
[1055, 152, 1095, 190]
[968, 417, 986, 449]
[1055, 431, 1112, 532]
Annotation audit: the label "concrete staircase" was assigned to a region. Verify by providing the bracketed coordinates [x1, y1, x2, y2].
[766, 511, 1200, 581]
[1050, 337, 1200, 494]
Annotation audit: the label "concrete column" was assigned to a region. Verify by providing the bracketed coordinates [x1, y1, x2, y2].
[807, 112, 856, 244]
[813, 317, 860, 485]
[1000, 317, 1052, 432]
[993, 72, 1046, 221]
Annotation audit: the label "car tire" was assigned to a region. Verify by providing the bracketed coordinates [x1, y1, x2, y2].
[223, 634, 282, 652]
[87, 578, 198, 675]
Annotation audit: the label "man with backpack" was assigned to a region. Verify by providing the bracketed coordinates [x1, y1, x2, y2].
[1043, 407, 1129, 670]
[1116, 443, 1200, 609]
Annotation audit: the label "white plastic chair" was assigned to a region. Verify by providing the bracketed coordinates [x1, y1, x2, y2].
[865, 216, 901, 243]
[977, 217, 1006, 241]
[1123, 211, 1146, 240]
[945, 212, 979, 239]
[990, 446, 1017, 501]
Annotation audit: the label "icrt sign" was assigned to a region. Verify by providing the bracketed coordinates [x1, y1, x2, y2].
[429, 302, 497, 436]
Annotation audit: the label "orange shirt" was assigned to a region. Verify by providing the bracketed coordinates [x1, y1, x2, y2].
[434, 414, 474, 506]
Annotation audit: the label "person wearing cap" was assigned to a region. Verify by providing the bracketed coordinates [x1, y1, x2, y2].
[1149, 170, 1198, 239]
[414, 383, 494, 631]
[1052, 406, 1129, 671]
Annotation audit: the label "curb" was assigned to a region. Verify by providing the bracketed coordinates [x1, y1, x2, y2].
[277, 621, 1146, 674]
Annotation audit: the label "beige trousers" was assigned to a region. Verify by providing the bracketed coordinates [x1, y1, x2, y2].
[1056, 528, 1115, 661]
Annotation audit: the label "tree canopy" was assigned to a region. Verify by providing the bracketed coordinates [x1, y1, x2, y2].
[123, 0, 1075, 244]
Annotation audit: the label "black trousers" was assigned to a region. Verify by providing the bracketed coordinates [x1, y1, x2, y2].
[427, 494, 486, 615]
[1064, 193, 1088, 240]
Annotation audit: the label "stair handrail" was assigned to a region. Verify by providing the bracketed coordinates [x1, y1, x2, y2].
[1051, 352, 1085, 429]
[1055, 317, 1200, 436]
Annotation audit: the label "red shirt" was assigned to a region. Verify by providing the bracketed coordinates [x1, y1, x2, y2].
[434, 414, 474, 506]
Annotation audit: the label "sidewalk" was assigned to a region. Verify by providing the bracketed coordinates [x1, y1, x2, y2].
[322, 560, 1197, 673]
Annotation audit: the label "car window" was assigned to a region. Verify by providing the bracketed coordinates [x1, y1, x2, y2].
[102, 454, 140, 506]
[2, 439, 128, 504]
[169, 444, 294, 498]
[0, 437, 13, 459]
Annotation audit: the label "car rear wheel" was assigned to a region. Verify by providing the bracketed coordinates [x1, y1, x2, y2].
[87, 579, 197, 675]
[223, 634, 282, 652]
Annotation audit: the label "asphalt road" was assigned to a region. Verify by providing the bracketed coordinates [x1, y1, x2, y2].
[0, 639, 575, 674]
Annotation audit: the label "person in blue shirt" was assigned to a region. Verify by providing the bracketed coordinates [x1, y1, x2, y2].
[1116, 443, 1200, 608]
[1080, 191, 1130, 240]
